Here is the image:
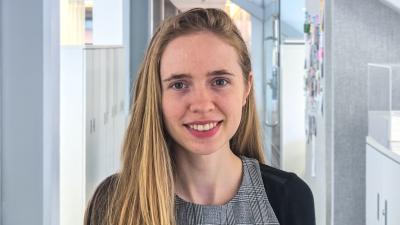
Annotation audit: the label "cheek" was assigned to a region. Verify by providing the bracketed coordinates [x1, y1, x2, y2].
[162, 94, 181, 122]
[225, 93, 245, 123]
[219, 96, 243, 119]
[161, 95, 171, 120]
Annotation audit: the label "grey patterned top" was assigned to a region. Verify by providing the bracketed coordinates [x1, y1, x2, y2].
[175, 156, 280, 225]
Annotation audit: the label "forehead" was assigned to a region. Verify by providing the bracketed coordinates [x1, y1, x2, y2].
[160, 32, 241, 77]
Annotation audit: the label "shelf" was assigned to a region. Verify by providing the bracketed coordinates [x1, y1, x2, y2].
[379, 0, 400, 14]
[367, 136, 400, 165]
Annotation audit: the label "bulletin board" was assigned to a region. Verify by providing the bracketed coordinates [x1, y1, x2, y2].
[304, 0, 325, 176]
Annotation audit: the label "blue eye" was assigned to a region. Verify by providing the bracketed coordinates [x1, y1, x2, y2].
[213, 78, 229, 86]
[171, 81, 187, 90]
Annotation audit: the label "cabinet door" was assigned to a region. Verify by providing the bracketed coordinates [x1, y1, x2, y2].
[366, 144, 384, 225]
[114, 47, 125, 170]
[105, 48, 115, 175]
[98, 48, 108, 178]
[381, 155, 400, 225]
[85, 48, 96, 202]
[92, 48, 105, 185]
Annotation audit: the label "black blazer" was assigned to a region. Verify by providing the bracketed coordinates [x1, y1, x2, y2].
[259, 163, 316, 225]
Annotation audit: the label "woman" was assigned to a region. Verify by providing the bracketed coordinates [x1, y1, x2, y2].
[84, 8, 315, 225]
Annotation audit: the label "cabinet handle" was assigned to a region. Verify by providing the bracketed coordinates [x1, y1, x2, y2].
[382, 200, 387, 225]
[377, 193, 380, 220]
[90, 119, 93, 133]
[93, 118, 96, 132]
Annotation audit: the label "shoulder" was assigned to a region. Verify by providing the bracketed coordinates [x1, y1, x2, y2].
[259, 163, 316, 225]
[84, 174, 119, 225]
[258, 163, 312, 196]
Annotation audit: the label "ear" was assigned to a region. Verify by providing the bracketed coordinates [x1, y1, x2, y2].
[243, 72, 253, 106]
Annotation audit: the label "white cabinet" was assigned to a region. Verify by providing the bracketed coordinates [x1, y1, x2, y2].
[378, 0, 400, 14]
[60, 45, 127, 225]
[366, 137, 400, 225]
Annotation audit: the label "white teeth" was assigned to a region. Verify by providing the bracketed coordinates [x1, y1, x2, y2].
[188, 122, 218, 132]
[198, 125, 204, 131]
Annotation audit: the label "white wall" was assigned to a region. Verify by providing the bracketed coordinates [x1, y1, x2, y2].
[43, 0, 60, 225]
[93, 0, 123, 45]
[1, 0, 59, 225]
[280, 43, 306, 176]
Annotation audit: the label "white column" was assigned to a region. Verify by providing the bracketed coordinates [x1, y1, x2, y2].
[0, 0, 3, 222]
[43, 0, 60, 224]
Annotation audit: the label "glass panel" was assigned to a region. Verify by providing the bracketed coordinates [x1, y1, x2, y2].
[225, 1, 252, 49]
[263, 0, 281, 167]
[60, 0, 85, 45]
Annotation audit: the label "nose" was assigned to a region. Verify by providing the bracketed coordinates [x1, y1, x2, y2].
[188, 87, 215, 114]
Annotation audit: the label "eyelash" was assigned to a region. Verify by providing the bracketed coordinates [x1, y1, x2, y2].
[169, 78, 230, 90]
[170, 81, 188, 90]
[212, 78, 230, 87]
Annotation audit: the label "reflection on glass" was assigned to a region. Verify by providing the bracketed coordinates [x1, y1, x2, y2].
[60, 0, 85, 45]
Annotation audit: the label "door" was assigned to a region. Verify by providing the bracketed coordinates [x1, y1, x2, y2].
[366, 144, 383, 225]
[381, 152, 400, 225]
[85, 48, 96, 202]
[105, 48, 115, 174]
[114, 47, 126, 170]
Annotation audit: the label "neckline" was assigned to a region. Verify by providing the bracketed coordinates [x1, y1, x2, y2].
[174, 155, 249, 208]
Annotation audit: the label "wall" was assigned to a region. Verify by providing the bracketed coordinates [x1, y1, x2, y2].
[129, 0, 151, 89]
[280, 44, 306, 176]
[299, 2, 328, 224]
[43, 0, 60, 225]
[324, 0, 333, 224]
[1, 0, 59, 225]
[0, 0, 3, 222]
[1, 0, 44, 224]
[310, 0, 400, 225]
[93, 0, 123, 45]
[331, 0, 400, 224]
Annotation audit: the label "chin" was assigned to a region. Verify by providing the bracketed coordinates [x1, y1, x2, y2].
[179, 142, 225, 156]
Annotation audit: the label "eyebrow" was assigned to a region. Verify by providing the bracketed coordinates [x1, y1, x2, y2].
[162, 69, 235, 82]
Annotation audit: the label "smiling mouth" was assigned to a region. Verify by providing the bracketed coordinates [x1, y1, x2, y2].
[184, 120, 223, 132]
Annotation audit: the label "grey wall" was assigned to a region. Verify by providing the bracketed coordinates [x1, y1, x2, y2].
[324, 0, 333, 224]
[0, 0, 3, 222]
[323, 0, 400, 224]
[2, 0, 44, 224]
[1, 0, 60, 224]
[130, 0, 151, 92]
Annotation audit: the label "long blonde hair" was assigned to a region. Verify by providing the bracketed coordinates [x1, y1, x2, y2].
[84, 8, 265, 225]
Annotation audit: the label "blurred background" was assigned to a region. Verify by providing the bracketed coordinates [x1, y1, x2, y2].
[1, 0, 400, 225]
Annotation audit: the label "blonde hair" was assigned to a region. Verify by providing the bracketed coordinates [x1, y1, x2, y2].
[84, 8, 265, 225]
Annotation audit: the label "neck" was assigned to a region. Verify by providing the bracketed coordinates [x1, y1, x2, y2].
[173, 147, 243, 205]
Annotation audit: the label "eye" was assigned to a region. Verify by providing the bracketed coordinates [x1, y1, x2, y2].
[212, 78, 229, 87]
[170, 81, 188, 90]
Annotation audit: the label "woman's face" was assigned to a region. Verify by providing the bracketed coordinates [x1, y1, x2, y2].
[160, 31, 252, 156]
